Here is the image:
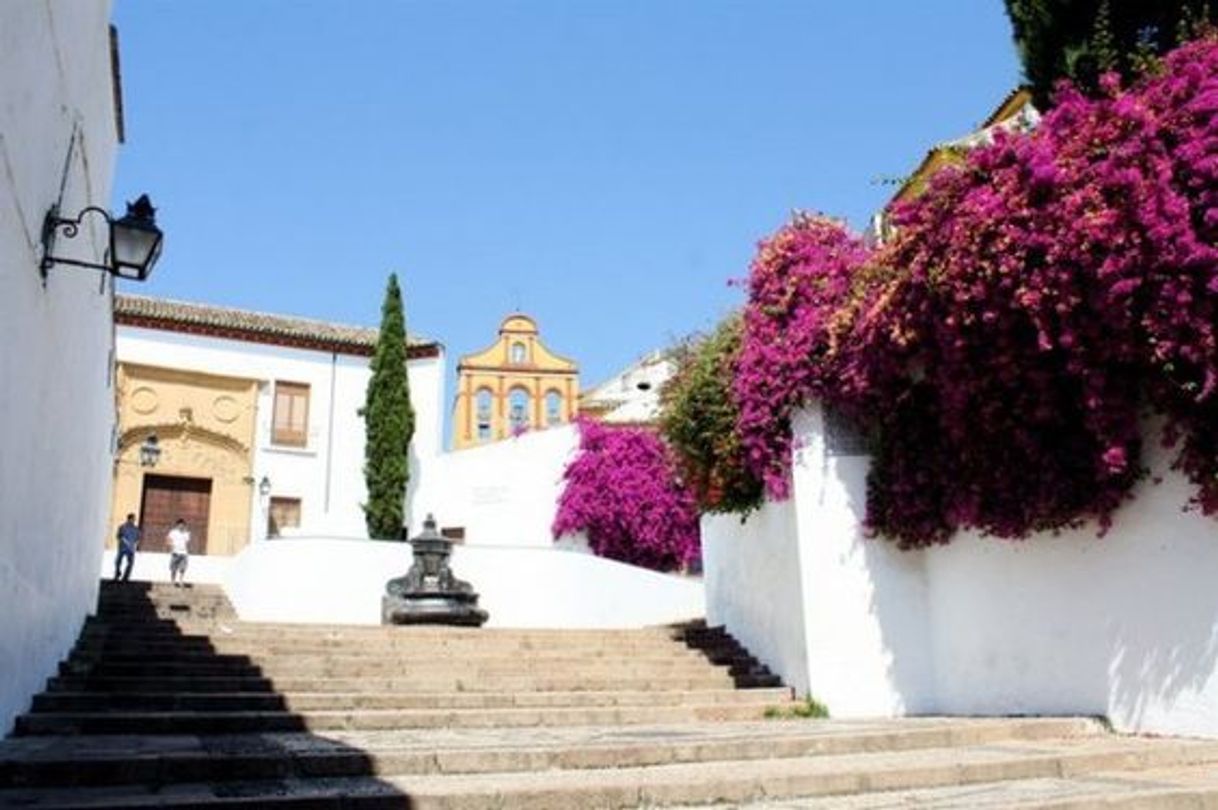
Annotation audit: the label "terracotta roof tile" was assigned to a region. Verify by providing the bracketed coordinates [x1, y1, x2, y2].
[115, 294, 439, 357]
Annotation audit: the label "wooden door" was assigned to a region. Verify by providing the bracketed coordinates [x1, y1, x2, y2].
[140, 474, 212, 555]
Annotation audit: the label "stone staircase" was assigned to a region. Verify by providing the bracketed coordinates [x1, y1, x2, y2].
[1, 581, 1217, 808]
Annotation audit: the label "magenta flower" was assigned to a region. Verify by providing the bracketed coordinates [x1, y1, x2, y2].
[732, 38, 1218, 547]
[553, 419, 701, 572]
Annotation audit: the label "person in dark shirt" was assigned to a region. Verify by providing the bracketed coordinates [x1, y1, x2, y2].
[114, 513, 141, 582]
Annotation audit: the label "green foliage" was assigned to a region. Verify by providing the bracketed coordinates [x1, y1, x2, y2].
[361, 273, 416, 539]
[1003, 0, 1211, 106]
[1090, 0, 1118, 72]
[764, 695, 830, 719]
[659, 316, 763, 515]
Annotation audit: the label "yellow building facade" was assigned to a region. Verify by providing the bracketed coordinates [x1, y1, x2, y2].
[110, 363, 259, 557]
[453, 314, 578, 449]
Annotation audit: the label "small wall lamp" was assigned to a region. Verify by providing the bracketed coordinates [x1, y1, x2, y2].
[41, 194, 163, 282]
[138, 434, 161, 467]
[258, 476, 272, 497]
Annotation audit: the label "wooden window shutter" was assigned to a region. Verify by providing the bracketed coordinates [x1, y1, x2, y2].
[272, 382, 310, 446]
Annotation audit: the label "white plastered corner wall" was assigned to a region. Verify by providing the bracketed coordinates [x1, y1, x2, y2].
[0, 0, 119, 733]
[703, 403, 1218, 738]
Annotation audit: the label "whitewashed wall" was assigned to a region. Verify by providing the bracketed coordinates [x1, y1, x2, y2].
[416, 424, 578, 546]
[222, 537, 703, 629]
[704, 403, 1218, 738]
[789, 407, 936, 718]
[100, 549, 232, 585]
[0, 0, 119, 733]
[116, 327, 445, 541]
[930, 464, 1218, 738]
[703, 501, 810, 695]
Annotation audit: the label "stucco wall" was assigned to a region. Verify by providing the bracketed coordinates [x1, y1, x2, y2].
[220, 537, 703, 629]
[702, 500, 810, 695]
[0, 0, 119, 733]
[417, 424, 578, 546]
[928, 463, 1218, 738]
[115, 327, 445, 542]
[788, 407, 935, 718]
[704, 403, 1218, 737]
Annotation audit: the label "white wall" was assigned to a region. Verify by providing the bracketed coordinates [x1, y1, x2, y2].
[101, 549, 232, 585]
[789, 407, 936, 718]
[703, 500, 810, 695]
[583, 353, 674, 424]
[222, 537, 704, 629]
[705, 404, 1218, 738]
[0, 0, 119, 733]
[116, 327, 445, 541]
[929, 461, 1218, 738]
[417, 424, 578, 546]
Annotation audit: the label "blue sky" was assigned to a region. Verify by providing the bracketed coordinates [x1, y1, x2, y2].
[112, 1, 1022, 394]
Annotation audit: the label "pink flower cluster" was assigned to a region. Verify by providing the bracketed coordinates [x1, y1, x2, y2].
[552, 420, 701, 571]
[733, 215, 873, 499]
[735, 38, 1218, 548]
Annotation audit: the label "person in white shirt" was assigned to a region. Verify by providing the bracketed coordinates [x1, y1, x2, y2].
[166, 519, 191, 587]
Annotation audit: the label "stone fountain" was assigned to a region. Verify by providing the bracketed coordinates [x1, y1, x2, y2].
[382, 514, 489, 626]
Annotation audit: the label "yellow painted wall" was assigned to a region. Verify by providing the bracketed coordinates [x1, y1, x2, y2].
[453, 314, 578, 449]
[109, 363, 259, 556]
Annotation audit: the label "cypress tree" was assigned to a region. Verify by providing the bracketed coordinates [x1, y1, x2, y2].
[361, 273, 415, 539]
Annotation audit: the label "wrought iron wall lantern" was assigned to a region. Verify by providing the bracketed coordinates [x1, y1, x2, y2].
[138, 434, 161, 467]
[258, 476, 272, 497]
[41, 194, 163, 282]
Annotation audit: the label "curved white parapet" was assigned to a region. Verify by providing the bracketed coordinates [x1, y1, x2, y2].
[222, 538, 703, 629]
[100, 550, 233, 586]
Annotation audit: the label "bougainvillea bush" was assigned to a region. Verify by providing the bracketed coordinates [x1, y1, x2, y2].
[660, 316, 763, 514]
[552, 419, 701, 572]
[733, 214, 873, 500]
[734, 37, 1218, 549]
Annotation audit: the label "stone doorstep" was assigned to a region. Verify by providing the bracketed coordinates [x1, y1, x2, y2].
[4, 736, 1217, 809]
[0, 718, 1101, 789]
[31, 687, 794, 713]
[13, 702, 789, 736]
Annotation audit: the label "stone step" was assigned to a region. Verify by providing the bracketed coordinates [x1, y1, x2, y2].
[73, 636, 709, 654]
[674, 763, 1218, 808]
[46, 672, 777, 694]
[64, 649, 722, 667]
[0, 718, 1098, 790]
[80, 620, 681, 641]
[30, 687, 793, 714]
[74, 630, 697, 651]
[57, 660, 752, 680]
[13, 702, 785, 736]
[71, 635, 732, 653]
[3, 734, 1215, 808]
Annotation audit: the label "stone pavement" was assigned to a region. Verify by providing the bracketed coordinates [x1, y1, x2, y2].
[2, 581, 1217, 808]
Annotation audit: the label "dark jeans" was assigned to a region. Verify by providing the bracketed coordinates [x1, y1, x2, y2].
[114, 546, 135, 581]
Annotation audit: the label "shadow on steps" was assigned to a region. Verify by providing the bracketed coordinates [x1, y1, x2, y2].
[667, 619, 787, 691]
[0, 580, 416, 808]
